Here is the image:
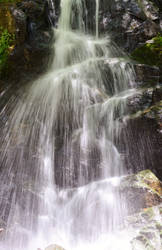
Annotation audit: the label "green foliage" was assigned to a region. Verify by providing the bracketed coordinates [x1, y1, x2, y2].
[0, 27, 15, 72]
[131, 34, 162, 67]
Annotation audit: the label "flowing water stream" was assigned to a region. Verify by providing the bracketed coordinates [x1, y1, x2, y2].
[0, 0, 143, 249]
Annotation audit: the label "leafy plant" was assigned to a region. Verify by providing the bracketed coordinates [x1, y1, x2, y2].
[0, 27, 15, 72]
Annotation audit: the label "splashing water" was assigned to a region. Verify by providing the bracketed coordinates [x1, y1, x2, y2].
[0, 0, 141, 249]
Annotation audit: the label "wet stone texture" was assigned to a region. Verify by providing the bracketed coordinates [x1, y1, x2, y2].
[120, 114, 162, 181]
[134, 64, 160, 88]
[97, 0, 161, 53]
[119, 170, 162, 214]
[121, 170, 162, 249]
[126, 205, 162, 250]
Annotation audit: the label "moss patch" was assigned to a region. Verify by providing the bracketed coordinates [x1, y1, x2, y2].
[131, 35, 162, 67]
[0, 27, 15, 73]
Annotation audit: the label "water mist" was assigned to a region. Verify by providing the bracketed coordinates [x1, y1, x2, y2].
[0, 0, 139, 250]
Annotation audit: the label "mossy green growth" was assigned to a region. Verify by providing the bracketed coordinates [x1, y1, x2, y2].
[131, 35, 162, 67]
[0, 27, 15, 72]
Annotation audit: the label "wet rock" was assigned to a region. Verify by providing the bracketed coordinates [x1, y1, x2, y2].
[17, 0, 53, 48]
[125, 19, 160, 52]
[0, 0, 54, 82]
[120, 170, 162, 214]
[10, 7, 26, 45]
[18, 0, 46, 19]
[45, 244, 65, 250]
[120, 114, 162, 180]
[126, 88, 154, 114]
[125, 205, 162, 250]
[142, 99, 162, 123]
[134, 64, 160, 88]
[152, 86, 162, 104]
[120, 64, 162, 180]
[94, 0, 161, 52]
[123, 170, 162, 196]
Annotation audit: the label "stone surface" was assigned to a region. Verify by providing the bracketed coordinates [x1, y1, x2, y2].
[134, 64, 160, 88]
[0, 3, 17, 35]
[0, 0, 54, 82]
[119, 170, 162, 215]
[45, 244, 65, 250]
[125, 205, 162, 250]
[119, 50, 162, 180]
[120, 113, 162, 180]
[82, 0, 161, 52]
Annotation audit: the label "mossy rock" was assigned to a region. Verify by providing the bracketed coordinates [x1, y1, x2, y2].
[0, 2, 26, 75]
[137, 100, 162, 125]
[0, 28, 15, 74]
[0, 3, 16, 35]
[121, 169, 162, 196]
[133, 169, 162, 197]
[131, 35, 162, 67]
[120, 170, 162, 214]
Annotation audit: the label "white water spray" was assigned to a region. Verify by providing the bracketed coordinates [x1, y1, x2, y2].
[0, 0, 141, 249]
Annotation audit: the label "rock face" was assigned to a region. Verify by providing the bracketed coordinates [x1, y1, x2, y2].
[134, 64, 160, 88]
[120, 170, 162, 214]
[117, 171, 161, 249]
[121, 60, 162, 180]
[0, 0, 54, 82]
[120, 111, 162, 181]
[97, 0, 161, 52]
[0, 3, 18, 36]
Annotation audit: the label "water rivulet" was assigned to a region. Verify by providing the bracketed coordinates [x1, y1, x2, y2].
[0, 0, 138, 249]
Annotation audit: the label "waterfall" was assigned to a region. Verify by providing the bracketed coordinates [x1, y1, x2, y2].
[0, 0, 137, 249]
[47, 0, 56, 25]
[96, 0, 99, 38]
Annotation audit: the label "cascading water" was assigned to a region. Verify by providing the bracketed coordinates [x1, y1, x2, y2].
[0, 0, 141, 249]
[95, 0, 99, 38]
